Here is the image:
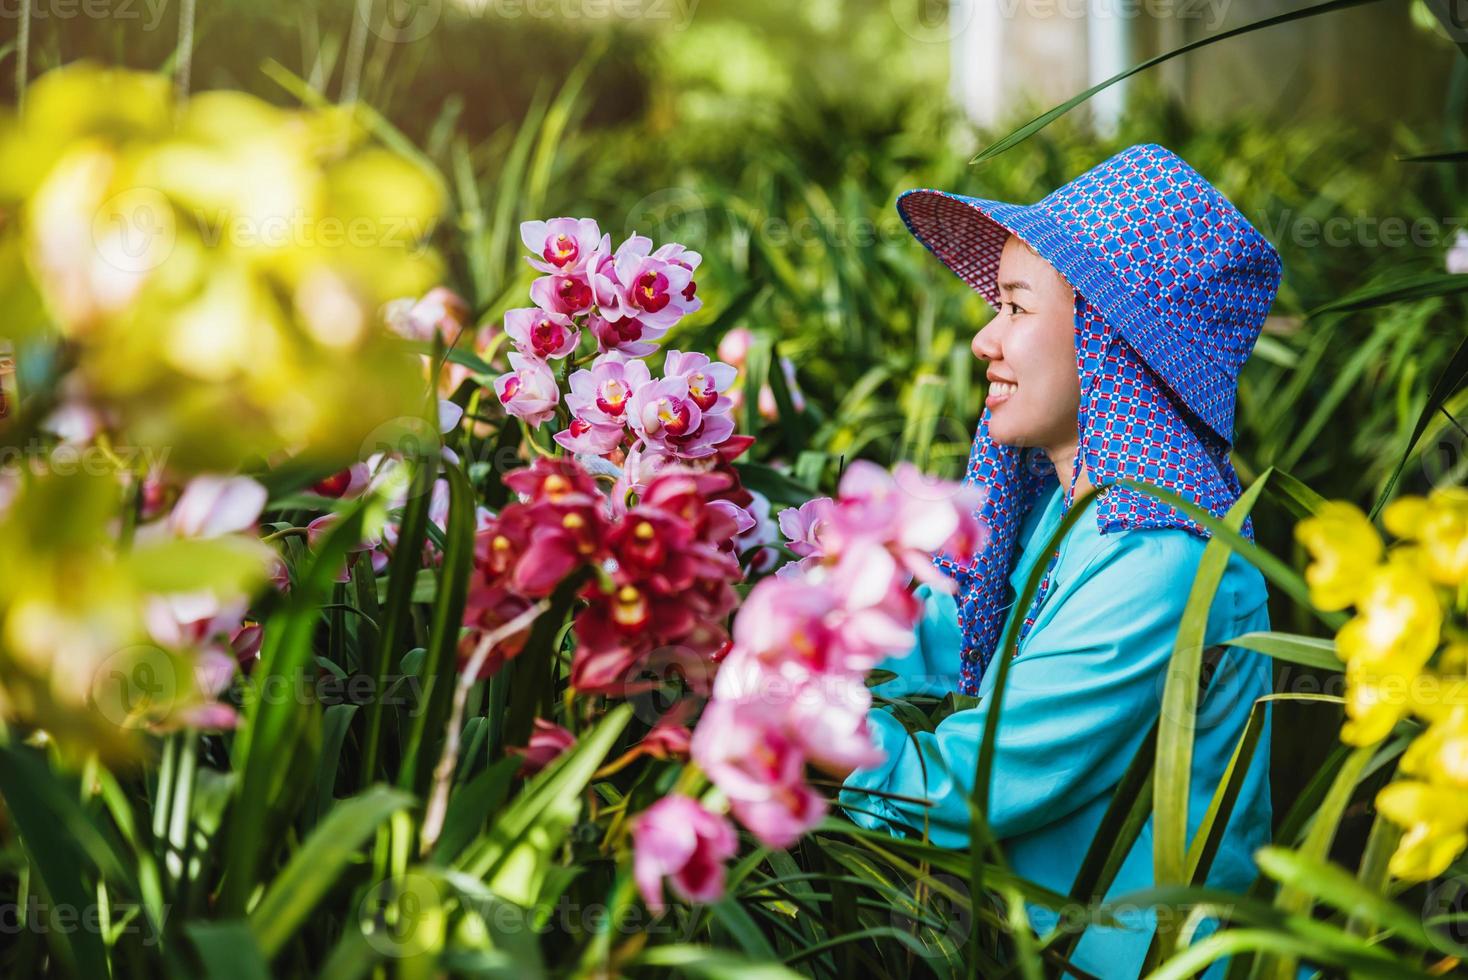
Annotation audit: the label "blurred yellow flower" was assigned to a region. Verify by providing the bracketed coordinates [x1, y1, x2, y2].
[0, 62, 446, 472]
[1383, 489, 1468, 587]
[1334, 558, 1440, 673]
[0, 470, 270, 760]
[1294, 501, 1383, 610]
[1375, 781, 1468, 880]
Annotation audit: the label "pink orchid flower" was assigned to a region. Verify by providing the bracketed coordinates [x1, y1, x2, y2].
[553, 417, 625, 456]
[520, 217, 606, 275]
[651, 241, 704, 316]
[529, 273, 596, 318]
[734, 490, 780, 573]
[594, 235, 697, 329]
[504, 307, 580, 360]
[627, 377, 735, 460]
[776, 497, 835, 559]
[312, 463, 371, 499]
[565, 353, 651, 425]
[690, 696, 826, 849]
[494, 353, 560, 426]
[662, 349, 737, 417]
[633, 795, 737, 912]
[589, 311, 667, 357]
[307, 513, 385, 584]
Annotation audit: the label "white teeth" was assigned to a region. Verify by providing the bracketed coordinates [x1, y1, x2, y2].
[991, 381, 1017, 397]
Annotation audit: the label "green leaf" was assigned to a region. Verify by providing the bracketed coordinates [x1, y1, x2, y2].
[220, 500, 370, 915]
[0, 744, 113, 979]
[1255, 846, 1463, 956]
[1154, 471, 1269, 943]
[186, 921, 271, 980]
[733, 461, 818, 507]
[458, 704, 633, 907]
[1225, 631, 1341, 671]
[249, 786, 414, 959]
[399, 463, 477, 793]
[429, 756, 520, 866]
[361, 452, 437, 786]
[1369, 330, 1468, 521]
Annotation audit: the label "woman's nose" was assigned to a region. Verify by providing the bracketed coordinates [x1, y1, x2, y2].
[972, 318, 1001, 362]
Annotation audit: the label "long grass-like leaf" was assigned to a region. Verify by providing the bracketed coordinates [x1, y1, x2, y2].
[398, 464, 476, 793]
[249, 786, 413, 959]
[970, 0, 1389, 164]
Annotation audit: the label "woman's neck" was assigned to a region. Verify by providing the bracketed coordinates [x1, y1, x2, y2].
[1044, 441, 1092, 505]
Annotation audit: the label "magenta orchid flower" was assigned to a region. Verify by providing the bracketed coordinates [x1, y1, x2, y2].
[504, 307, 580, 360]
[633, 795, 737, 912]
[510, 717, 576, 775]
[494, 353, 559, 426]
[520, 217, 607, 275]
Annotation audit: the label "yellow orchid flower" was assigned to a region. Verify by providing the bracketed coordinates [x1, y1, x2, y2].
[1295, 501, 1383, 611]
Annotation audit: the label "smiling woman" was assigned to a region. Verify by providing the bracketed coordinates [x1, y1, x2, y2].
[834, 142, 1285, 976]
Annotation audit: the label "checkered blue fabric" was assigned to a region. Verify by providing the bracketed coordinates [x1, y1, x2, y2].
[898, 143, 1282, 695]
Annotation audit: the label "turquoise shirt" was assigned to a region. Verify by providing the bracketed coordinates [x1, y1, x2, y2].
[839, 478, 1273, 978]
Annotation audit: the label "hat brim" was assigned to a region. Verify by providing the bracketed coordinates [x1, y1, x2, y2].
[895, 187, 1238, 446]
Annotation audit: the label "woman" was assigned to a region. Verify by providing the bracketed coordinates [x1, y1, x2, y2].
[827, 144, 1282, 977]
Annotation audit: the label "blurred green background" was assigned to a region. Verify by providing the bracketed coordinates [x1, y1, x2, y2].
[9, 0, 1468, 836]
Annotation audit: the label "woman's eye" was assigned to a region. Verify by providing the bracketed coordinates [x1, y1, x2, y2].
[1006, 302, 1026, 316]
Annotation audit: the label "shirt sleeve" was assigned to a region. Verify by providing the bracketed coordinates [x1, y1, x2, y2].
[840, 528, 1226, 848]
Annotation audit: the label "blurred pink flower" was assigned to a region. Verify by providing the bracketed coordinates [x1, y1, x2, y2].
[633, 795, 737, 912]
[166, 476, 267, 539]
[690, 697, 826, 849]
[510, 718, 576, 775]
[716, 327, 753, 370]
[757, 357, 806, 420]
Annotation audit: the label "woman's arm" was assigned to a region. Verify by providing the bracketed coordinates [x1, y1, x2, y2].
[838, 529, 1228, 848]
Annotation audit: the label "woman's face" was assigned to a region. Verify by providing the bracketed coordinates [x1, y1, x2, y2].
[971, 235, 1080, 449]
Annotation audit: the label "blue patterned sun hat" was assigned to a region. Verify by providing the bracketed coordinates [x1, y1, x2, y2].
[897, 143, 1282, 695]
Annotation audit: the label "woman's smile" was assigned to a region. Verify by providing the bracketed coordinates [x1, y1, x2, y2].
[986, 380, 1018, 409]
